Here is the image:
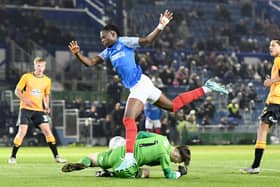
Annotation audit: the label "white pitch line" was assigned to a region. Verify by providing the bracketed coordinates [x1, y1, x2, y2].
[260, 168, 280, 172]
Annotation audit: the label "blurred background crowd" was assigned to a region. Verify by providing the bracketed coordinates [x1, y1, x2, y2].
[0, 0, 279, 146]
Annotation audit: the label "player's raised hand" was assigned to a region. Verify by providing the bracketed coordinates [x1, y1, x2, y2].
[68, 41, 80, 55]
[158, 10, 173, 30]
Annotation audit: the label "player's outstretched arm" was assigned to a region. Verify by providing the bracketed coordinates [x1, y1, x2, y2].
[139, 9, 173, 46]
[68, 40, 102, 67]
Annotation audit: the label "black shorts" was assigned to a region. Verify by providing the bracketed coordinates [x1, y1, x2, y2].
[261, 104, 280, 127]
[17, 109, 49, 127]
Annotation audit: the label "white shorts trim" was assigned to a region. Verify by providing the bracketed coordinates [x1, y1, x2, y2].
[145, 118, 162, 129]
[128, 74, 162, 104]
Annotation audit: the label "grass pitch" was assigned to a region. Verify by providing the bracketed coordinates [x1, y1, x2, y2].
[0, 145, 280, 187]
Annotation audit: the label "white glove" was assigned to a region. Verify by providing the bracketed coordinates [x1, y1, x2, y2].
[175, 171, 181, 179]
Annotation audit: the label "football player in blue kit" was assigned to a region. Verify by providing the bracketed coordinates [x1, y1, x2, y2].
[68, 10, 228, 172]
[144, 102, 163, 134]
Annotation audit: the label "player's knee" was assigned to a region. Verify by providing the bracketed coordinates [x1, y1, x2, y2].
[46, 135, 56, 144]
[17, 126, 28, 137]
[165, 102, 173, 112]
[16, 132, 26, 139]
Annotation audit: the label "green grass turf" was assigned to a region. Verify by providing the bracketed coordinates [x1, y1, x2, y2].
[0, 145, 280, 187]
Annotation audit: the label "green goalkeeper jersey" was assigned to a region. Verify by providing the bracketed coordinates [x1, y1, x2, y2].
[97, 131, 177, 179]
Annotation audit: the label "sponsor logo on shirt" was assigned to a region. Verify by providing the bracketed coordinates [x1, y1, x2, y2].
[111, 51, 125, 61]
[30, 89, 41, 97]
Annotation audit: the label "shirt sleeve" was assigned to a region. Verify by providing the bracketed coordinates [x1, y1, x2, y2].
[163, 168, 177, 179]
[119, 37, 140, 49]
[160, 153, 176, 179]
[98, 48, 109, 61]
[16, 74, 27, 90]
[45, 77, 51, 95]
[275, 57, 280, 70]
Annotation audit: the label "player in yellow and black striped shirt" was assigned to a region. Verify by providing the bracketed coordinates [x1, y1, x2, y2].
[8, 57, 67, 164]
[241, 40, 280, 174]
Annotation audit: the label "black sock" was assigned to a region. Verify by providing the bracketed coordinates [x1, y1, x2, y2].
[48, 142, 58, 158]
[251, 148, 264, 168]
[11, 145, 20, 158]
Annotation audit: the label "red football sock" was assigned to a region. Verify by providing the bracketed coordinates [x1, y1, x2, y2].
[123, 117, 137, 153]
[172, 87, 205, 112]
[155, 128, 161, 134]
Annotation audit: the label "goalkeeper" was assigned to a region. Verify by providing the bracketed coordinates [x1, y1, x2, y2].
[62, 131, 190, 179]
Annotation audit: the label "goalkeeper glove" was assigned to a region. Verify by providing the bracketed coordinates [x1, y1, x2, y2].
[175, 171, 181, 179]
[178, 165, 188, 176]
[96, 169, 114, 177]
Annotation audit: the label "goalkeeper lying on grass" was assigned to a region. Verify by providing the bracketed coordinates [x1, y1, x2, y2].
[62, 131, 190, 179]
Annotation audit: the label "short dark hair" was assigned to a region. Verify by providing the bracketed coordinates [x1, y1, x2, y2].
[102, 24, 120, 37]
[176, 145, 191, 166]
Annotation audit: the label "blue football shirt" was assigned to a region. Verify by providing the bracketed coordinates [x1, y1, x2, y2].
[144, 103, 163, 120]
[98, 37, 142, 88]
